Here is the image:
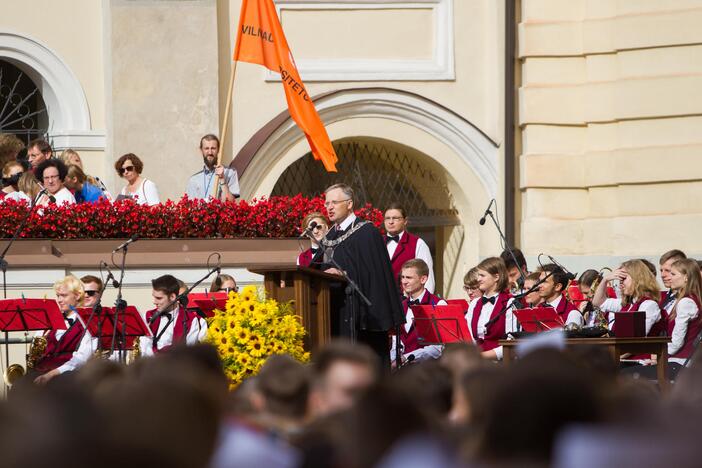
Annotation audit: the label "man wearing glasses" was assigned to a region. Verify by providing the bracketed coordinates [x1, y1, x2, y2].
[81, 275, 104, 309]
[384, 203, 435, 293]
[27, 139, 53, 171]
[313, 183, 404, 368]
[185, 134, 240, 202]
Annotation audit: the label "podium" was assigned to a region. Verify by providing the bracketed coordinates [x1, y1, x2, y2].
[249, 266, 345, 351]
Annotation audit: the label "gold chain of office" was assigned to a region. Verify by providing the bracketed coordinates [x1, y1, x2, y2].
[320, 220, 370, 248]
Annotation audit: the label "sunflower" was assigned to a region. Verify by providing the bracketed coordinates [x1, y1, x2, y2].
[247, 337, 266, 357]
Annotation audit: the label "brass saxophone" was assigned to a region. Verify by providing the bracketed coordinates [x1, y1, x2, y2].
[126, 336, 141, 365]
[3, 336, 48, 387]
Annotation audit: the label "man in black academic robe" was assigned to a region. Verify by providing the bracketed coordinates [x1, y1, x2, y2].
[312, 183, 404, 368]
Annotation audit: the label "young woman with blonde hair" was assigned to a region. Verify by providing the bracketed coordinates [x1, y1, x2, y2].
[593, 259, 662, 336]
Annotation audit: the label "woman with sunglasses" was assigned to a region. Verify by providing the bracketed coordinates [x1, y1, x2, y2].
[297, 211, 329, 267]
[114, 153, 160, 206]
[1, 160, 31, 203]
[210, 274, 238, 293]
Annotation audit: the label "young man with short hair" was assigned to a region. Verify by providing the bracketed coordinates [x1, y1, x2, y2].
[384, 203, 435, 293]
[141, 274, 207, 356]
[500, 248, 529, 293]
[391, 258, 446, 366]
[537, 264, 583, 327]
[659, 249, 687, 313]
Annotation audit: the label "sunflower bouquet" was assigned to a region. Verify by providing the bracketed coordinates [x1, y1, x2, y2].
[207, 285, 310, 388]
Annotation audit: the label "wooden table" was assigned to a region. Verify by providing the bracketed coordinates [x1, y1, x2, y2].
[499, 337, 672, 393]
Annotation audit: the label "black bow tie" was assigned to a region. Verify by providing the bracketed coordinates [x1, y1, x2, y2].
[161, 312, 172, 322]
[311, 247, 319, 253]
[65, 316, 75, 326]
[481, 296, 496, 305]
[408, 299, 421, 306]
[386, 235, 400, 244]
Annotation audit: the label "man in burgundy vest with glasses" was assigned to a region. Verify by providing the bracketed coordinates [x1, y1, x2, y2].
[384, 203, 435, 293]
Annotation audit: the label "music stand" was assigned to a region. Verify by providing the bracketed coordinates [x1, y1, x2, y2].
[514, 307, 563, 333]
[187, 292, 227, 318]
[411, 304, 471, 346]
[76, 306, 151, 355]
[445, 299, 469, 313]
[0, 298, 66, 333]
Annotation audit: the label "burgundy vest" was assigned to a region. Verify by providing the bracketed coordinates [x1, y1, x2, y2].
[389, 231, 420, 283]
[667, 295, 702, 359]
[400, 291, 441, 354]
[297, 248, 321, 267]
[470, 292, 512, 351]
[146, 306, 198, 353]
[35, 320, 85, 373]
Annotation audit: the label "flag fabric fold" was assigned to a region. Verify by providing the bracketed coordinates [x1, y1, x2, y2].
[234, 0, 338, 172]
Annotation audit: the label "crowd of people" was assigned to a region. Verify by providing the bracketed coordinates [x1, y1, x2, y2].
[0, 133, 239, 206]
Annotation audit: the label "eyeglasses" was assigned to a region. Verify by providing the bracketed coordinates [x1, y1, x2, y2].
[85, 290, 99, 297]
[384, 216, 405, 221]
[463, 285, 479, 292]
[43, 175, 60, 181]
[324, 199, 350, 208]
[119, 166, 135, 174]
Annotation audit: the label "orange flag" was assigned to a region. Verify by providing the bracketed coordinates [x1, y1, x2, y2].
[234, 0, 338, 172]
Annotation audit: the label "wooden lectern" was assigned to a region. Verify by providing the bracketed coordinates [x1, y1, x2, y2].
[248, 266, 345, 352]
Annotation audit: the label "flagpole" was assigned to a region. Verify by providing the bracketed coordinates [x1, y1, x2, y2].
[211, 60, 238, 199]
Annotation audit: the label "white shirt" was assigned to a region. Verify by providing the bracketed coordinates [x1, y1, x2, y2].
[386, 230, 435, 293]
[600, 297, 661, 335]
[46, 187, 76, 206]
[336, 212, 356, 231]
[34, 310, 96, 374]
[467, 293, 515, 360]
[668, 297, 699, 365]
[390, 289, 446, 363]
[140, 306, 208, 357]
[1, 191, 31, 204]
[545, 295, 584, 327]
[120, 179, 160, 206]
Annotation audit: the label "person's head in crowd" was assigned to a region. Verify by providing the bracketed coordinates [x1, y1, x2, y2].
[478, 349, 603, 465]
[301, 211, 329, 246]
[36, 159, 68, 195]
[2, 160, 24, 193]
[309, 340, 379, 418]
[199, 134, 220, 170]
[523, 271, 543, 306]
[500, 248, 527, 290]
[384, 203, 408, 237]
[670, 259, 702, 309]
[64, 164, 91, 193]
[439, 342, 483, 381]
[463, 267, 481, 302]
[54, 275, 85, 312]
[251, 354, 310, 436]
[114, 153, 144, 185]
[27, 138, 52, 169]
[59, 148, 83, 169]
[659, 249, 687, 290]
[151, 274, 180, 312]
[618, 259, 660, 305]
[324, 183, 354, 225]
[210, 274, 237, 293]
[0, 133, 24, 166]
[475, 257, 508, 297]
[400, 258, 430, 299]
[538, 263, 569, 304]
[391, 360, 453, 424]
[80, 275, 103, 308]
[449, 365, 506, 427]
[578, 269, 601, 298]
[17, 171, 39, 199]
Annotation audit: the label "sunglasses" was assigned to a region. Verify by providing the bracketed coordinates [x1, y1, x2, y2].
[85, 290, 99, 297]
[223, 287, 238, 293]
[119, 166, 135, 174]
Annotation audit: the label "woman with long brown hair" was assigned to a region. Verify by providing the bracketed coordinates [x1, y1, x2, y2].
[592, 259, 662, 336]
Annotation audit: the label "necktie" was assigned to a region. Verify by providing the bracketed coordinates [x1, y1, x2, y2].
[481, 296, 496, 305]
[386, 235, 400, 244]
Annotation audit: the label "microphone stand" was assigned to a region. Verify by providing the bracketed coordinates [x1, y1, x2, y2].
[485, 269, 556, 330]
[0, 190, 46, 369]
[148, 258, 221, 349]
[111, 243, 130, 363]
[480, 201, 527, 290]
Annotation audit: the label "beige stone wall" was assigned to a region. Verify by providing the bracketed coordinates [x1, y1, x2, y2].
[518, 0, 702, 264]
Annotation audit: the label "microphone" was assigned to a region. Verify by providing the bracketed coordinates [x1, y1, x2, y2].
[112, 234, 139, 253]
[479, 199, 495, 226]
[300, 221, 318, 239]
[34, 184, 56, 204]
[100, 261, 121, 288]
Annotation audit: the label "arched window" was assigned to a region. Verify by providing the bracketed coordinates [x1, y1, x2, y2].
[0, 59, 47, 144]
